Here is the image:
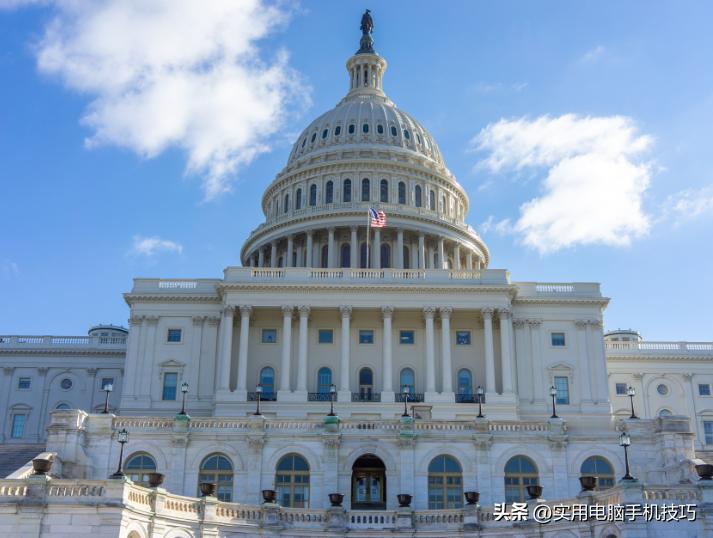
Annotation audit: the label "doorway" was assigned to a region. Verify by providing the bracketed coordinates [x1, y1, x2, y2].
[351, 454, 386, 509]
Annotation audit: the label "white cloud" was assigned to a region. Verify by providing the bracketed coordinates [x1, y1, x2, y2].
[130, 235, 183, 257]
[472, 114, 654, 254]
[1, 259, 20, 280]
[579, 45, 606, 64]
[9, 0, 306, 200]
[660, 185, 713, 225]
[472, 81, 528, 95]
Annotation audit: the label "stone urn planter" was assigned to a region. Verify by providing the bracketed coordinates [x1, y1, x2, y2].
[328, 493, 344, 507]
[262, 489, 277, 503]
[148, 472, 164, 488]
[526, 485, 543, 499]
[32, 457, 53, 475]
[695, 464, 713, 480]
[579, 476, 597, 491]
[199, 482, 216, 497]
[464, 491, 480, 505]
[397, 493, 412, 508]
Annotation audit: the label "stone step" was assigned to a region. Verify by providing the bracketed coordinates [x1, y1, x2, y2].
[0, 443, 45, 477]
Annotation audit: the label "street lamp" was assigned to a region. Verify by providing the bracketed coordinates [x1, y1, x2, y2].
[476, 385, 485, 418]
[627, 386, 638, 419]
[402, 385, 410, 417]
[110, 428, 129, 479]
[101, 383, 113, 414]
[254, 384, 263, 415]
[178, 381, 189, 416]
[328, 384, 337, 416]
[549, 385, 559, 419]
[619, 431, 635, 481]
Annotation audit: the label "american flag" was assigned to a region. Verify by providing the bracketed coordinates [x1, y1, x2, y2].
[369, 207, 386, 228]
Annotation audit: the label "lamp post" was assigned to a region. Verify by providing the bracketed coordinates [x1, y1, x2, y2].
[549, 385, 559, 419]
[179, 381, 189, 416]
[328, 384, 336, 416]
[254, 384, 263, 415]
[402, 385, 410, 417]
[101, 383, 113, 414]
[627, 386, 638, 419]
[619, 431, 635, 481]
[476, 385, 485, 418]
[110, 428, 129, 479]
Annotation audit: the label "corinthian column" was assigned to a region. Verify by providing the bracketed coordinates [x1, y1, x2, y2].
[236, 306, 252, 400]
[296, 306, 310, 394]
[482, 308, 496, 395]
[350, 226, 358, 269]
[217, 306, 234, 396]
[338, 306, 352, 401]
[278, 306, 293, 394]
[286, 235, 294, 268]
[424, 306, 437, 398]
[499, 308, 514, 395]
[306, 231, 314, 267]
[440, 307, 454, 396]
[381, 306, 394, 401]
[396, 230, 404, 269]
[327, 227, 335, 268]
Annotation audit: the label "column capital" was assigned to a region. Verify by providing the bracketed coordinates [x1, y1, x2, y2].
[439, 306, 453, 318]
[339, 305, 353, 318]
[381, 305, 394, 319]
[512, 318, 526, 329]
[128, 315, 144, 326]
[498, 308, 511, 319]
[481, 307, 494, 318]
[3, 367, 14, 376]
[423, 306, 437, 319]
[350, 225, 358, 232]
[281, 305, 294, 317]
[223, 305, 235, 317]
[298, 305, 311, 317]
[239, 305, 253, 318]
[527, 318, 542, 327]
[192, 315, 205, 326]
[145, 315, 159, 325]
[328, 226, 336, 233]
[87, 368, 98, 376]
[206, 316, 221, 326]
[587, 319, 603, 328]
[575, 319, 589, 329]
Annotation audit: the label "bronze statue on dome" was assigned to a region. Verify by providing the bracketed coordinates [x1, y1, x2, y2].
[357, 9, 375, 54]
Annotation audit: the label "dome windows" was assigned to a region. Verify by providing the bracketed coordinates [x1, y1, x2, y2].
[322, 128, 328, 139]
[416, 133, 422, 145]
[362, 123, 369, 134]
[311, 132, 317, 143]
[348, 124, 355, 134]
[377, 124, 384, 134]
[309, 184, 317, 206]
[398, 181, 406, 204]
[390, 125, 397, 137]
[343, 179, 352, 202]
[301, 138, 306, 148]
[361, 178, 370, 202]
[335, 126, 341, 136]
[415, 185, 422, 207]
[380, 179, 389, 203]
[295, 188, 302, 210]
[403, 129, 411, 140]
[325, 181, 334, 204]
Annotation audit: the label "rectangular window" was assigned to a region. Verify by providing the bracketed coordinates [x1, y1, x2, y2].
[318, 329, 334, 344]
[359, 330, 374, 344]
[162, 372, 178, 401]
[554, 376, 570, 405]
[167, 328, 182, 343]
[11, 414, 25, 439]
[261, 329, 277, 343]
[399, 330, 415, 344]
[699, 384, 711, 396]
[705, 421, 713, 445]
[455, 330, 471, 345]
[615, 383, 627, 395]
[17, 377, 31, 390]
[101, 377, 114, 390]
[551, 332, 566, 346]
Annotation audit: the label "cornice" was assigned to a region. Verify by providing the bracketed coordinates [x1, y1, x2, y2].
[0, 348, 126, 357]
[513, 296, 610, 307]
[123, 293, 221, 306]
[219, 282, 514, 295]
[606, 354, 713, 362]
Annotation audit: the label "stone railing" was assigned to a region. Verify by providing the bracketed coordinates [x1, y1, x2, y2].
[514, 281, 602, 298]
[0, 335, 126, 348]
[605, 341, 713, 356]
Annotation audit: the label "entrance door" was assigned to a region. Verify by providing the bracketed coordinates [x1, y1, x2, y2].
[351, 454, 386, 509]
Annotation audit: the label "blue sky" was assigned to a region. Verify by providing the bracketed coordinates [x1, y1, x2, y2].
[1, 1, 711, 340]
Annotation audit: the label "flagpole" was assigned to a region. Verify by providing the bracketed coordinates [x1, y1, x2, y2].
[365, 208, 370, 269]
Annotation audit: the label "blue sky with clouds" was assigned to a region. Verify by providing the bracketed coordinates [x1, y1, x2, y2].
[1, 1, 711, 340]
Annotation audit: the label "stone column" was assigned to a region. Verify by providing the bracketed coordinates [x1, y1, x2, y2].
[270, 243, 277, 268]
[440, 307, 454, 396]
[586, 320, 608, 405]
[373, 228, 381, 268]
[327, 227, 335, 268]
[410, 239, 418, 269]
[190, 316, 204, 394]
[306, 231, 314, 267]
[381, 306, 394, 401]
[36, 367, 50, 440]
[0, 367, 14, 443]
[140, 316, 158, 399]
[438, 237, 445, 269]
[350, 226, 358, 269]
[529, 319, 545, 407]
[466, 251, 473, 271]
[418, 234, 426, 269]
[396, 230, 404, 269]
[338, 306, 352, 401]
[122, 315, 143, 400]
[424, 307, 437, 397]
[499, 309, 514, 395]
[296, 306, 310, 395]
[482, 308, 496, 396]
[575, 320, 593, 404]
[217, 306, 234, 395]
[453, 244, 461, 270]
[278, 306, 293, 395]
[258, 246, 265, 267]
[236, 306, 252, 400]
[286, 235, 294, 268]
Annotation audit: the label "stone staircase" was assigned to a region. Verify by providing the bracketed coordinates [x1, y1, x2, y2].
[0, 443, 45, 477]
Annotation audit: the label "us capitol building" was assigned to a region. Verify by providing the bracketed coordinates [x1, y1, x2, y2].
[1, 12, 713, 538]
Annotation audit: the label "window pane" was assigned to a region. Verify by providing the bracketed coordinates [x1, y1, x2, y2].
[399, 330, 414, 344]
[162, 373, 178, 400]
[11, 415, 25, 438]
[551, 332, 565, 346]
[456, 331, 471, 345]
[262, 329, 277, 343]
[615, 383, 627, 395]
[699, 384, 711, 396]
[18, 377, 31, 389]
[359, 330, 374, 344]
[554, 376, 569, 404]
[318, 329, 333, 344]
[705, 422, 713, 444]
[167, 329, 182, 342]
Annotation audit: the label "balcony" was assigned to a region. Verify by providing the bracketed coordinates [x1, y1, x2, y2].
[307, 392, 333, 402]
[352, 392, 381, 402]
[395, 393, 424, 403]
[0, 335, 126, 350]
[247, 392, 277, 402]
[605, 340, 713, 356]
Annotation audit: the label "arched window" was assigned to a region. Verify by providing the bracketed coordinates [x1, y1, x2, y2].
[361, 178, 370, 202]
[403, 246, 410, 269]
[55, 403, 71, 410]
[457, 369, 472, 398]
[380, 243, 391, 268]
[260, 367, 275, 399]
[277, 256, 284, 268]
[295, 188, 302, 210]
[322, 128, 328, 139]
[377, 124, 384, 134]
[428, 455, 463, 509]
[335, 125, 341, 136]
[362, 123, 369, 134]
[580, 456, 615, 490]
[325, 180, 334, 204]
[343, 179, 352, 202]
[415, 185, 422, 207]
[199, 454, 233, 501]
[360, 242, 368, 268]
[429, 190, 436, 211]
[400, 368, 415, 393]
[276, 454, 310, 508]
[318, 367, 332, 394]
[504, 456, 539, 502]
[321, 244, 329, 268]
[284, 193, 290, 213]
[348, 124, 355, 134]
[359, 367, 374, 400]
[310, 132, 316, 143]
[125, 453, 157, 485]
[390, 125, 397, 137]
[380, 179, 389, 202]
[340, 243, 350, 268]
[309, 184, 317, 206]
[403, 129, 411, 140]
[398, 181, 406, 204]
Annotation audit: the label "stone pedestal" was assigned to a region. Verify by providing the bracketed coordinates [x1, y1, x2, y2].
[463, 503, 480, 530]
[395, 507, 413, 530]
[261, 503, 282, 528]
[326, 506, 347, 531]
